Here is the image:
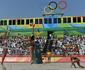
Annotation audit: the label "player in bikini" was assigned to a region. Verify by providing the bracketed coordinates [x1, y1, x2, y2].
[71, 56, 85, 68]
[1, 36, 8, 65]
[29, 36, 35, 64]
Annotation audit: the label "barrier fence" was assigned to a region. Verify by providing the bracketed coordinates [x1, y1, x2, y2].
[0, 55, 85, 63]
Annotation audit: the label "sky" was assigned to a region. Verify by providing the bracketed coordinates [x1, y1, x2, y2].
[0, 0, 85, 19]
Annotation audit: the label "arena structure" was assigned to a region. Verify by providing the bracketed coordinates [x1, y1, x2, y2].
[0, 0, 85, 37]
[0, 16, 85, 36]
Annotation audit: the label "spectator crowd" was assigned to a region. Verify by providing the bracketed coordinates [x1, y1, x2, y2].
[0, 34, 85, 56]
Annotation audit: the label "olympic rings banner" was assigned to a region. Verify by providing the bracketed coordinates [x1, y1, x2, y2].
[43, 0, 67, 15]
[48, 1, 67, 10]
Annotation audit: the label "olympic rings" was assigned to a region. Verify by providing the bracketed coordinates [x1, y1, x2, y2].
[48, 1, 67, 10]
[43, 1, 67, 16]
[48, 1, 57, 10]
[58, 1, 67, 10]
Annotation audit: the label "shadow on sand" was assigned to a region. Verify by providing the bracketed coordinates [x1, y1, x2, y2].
[1, 64, 6, 70]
